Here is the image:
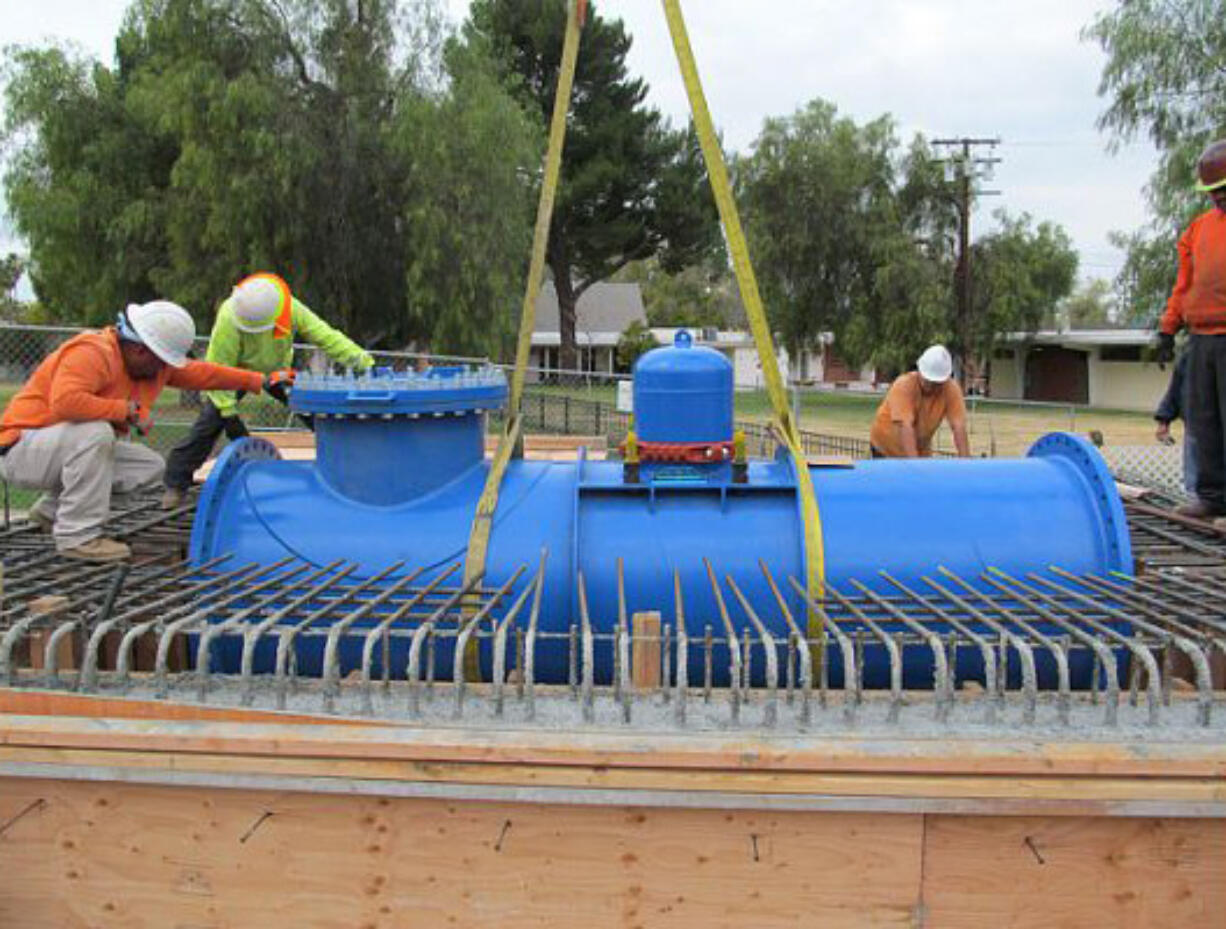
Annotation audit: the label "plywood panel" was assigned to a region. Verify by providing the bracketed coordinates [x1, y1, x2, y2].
[921, 815, 1226, 928]
[0, 779, 924, 929]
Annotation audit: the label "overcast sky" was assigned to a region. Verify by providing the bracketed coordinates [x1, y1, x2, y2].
[3, 0, 1159, 286]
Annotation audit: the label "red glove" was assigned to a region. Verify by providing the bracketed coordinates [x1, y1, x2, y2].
[263, 368, 296, 404]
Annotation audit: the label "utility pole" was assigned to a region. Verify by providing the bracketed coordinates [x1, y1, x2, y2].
[931, 137, 1001, 389]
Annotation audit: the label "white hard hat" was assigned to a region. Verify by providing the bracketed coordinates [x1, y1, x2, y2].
[123, 301, 195, 368]
[231, 273, 290, 333]
[916, 344, 953, 383]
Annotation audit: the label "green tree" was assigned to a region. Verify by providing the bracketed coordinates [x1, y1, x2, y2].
[613, 257, 742, 329]
[2, 43, 175, 322]
[461, 0, 721, 370]
[614, 319, 657, 370]
[1054, 277, 1117, 329]
[1084, 1, 1226, 320]
[0, 252, 25, 320]
[395, 35, 541, 355]
[736, 100, 957, 374]
[3, 0, 537, 355]
[970, 211, 1078, 359]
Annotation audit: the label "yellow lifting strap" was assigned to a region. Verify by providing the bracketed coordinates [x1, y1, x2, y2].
[660, 0, 827, 622]
[462, 0, 587, 673]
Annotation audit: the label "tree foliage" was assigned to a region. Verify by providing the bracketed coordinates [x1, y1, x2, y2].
[612, 257, 742, 329]
[1053, 277, 1118, 329]
[614, 319, 657, 371]
[970, 211, 1078, 356]
[2, 0, 540, 355]
[736, 99, 1077, 377]
[735, 100, 957, 373]
[460, 0, 721, 369]
[1084, 0, 1226, 320]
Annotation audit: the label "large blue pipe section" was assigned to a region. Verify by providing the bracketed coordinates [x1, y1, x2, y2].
[190, 335, 1132, 684]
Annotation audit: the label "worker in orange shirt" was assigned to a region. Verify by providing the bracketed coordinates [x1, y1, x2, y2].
[0, 301, 273, 562]
[869, 345, 972, 458]
[1156, 139, 1226, 523]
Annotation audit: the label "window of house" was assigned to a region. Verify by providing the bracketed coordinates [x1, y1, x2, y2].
[1099, 345, 1143, 362]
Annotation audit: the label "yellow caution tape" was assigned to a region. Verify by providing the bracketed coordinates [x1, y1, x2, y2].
[462, 0, 586, 675]
[661, 0, 827, 624]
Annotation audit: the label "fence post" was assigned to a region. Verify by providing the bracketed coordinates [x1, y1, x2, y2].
[564, 395, 571, 434]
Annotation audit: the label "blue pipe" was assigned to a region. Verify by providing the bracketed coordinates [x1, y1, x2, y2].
[190, 343, 1131, 685]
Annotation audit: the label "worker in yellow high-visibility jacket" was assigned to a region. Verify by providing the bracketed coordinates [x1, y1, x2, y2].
[162, 273, 373, 508]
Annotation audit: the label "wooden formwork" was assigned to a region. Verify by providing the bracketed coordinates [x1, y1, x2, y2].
[0, 691, 1223, 928]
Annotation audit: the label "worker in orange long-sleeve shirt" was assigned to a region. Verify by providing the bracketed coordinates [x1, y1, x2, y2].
[1157, 139, 1226, 525]
[0, 301, 275, 561]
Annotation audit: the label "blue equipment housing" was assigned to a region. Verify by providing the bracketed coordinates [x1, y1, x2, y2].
[190, 336, 1132, 688]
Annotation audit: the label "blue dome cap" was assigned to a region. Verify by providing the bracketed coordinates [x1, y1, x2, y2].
[633, 329, 733, 443]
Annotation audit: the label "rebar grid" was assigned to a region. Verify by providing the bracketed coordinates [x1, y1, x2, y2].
[2, 492, 1224, 733]
[1, 552, 1222, 733]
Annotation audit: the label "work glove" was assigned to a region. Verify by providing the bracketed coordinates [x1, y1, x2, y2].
[1156, 332, 1175, 366]
[126, 400, 152, 437]
[263, 368, 296, 405]
[222, 416, 249, 441]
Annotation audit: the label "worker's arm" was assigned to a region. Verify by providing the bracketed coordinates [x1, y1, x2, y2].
[894, 422, 921, 457]
[1160, 222, 1197, 336]
[202, 307, 245, 417]
[168, 360, 265, 395]
[1154, 352, 1186, 423]
[946, 385, 971, 457]
[950, 421, 971, 457]
[47, 342, 130, 425]
[292, 300, 374, 370]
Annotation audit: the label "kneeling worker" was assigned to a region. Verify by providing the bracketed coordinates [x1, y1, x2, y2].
[162, 273, 373, 507]
[0, 301, 271, 561]
[869, 344, 971, 458]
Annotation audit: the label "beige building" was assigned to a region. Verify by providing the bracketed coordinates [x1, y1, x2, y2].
[989, 329, 1167, 411]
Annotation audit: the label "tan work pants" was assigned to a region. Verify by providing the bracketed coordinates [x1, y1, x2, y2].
[0, 421, 164, 550]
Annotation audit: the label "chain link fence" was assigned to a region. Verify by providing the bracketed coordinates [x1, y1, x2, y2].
[5, 322, 1181, 510]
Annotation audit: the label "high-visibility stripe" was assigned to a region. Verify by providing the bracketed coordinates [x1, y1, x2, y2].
[660, 0, 827, 621]
[461, 0, 586, 675]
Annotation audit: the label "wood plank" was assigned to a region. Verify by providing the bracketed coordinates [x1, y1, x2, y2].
[0, 778, 924, 929]
[2, 711, 1225, 779]
[631, 611, 661, 691]
[921, 815, 1226, 928]
[0, 691, 378, 726]
[3, 746, 1224, 807]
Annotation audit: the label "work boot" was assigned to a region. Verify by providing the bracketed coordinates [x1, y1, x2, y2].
[59, 537, 131, 562]
[26, 509, 53, 535]
[160, 487, 186, 510]
[1175, 499, 1223, 520]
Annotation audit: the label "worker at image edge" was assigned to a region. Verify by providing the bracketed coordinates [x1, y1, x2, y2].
[161, 272, 373, 508]
[0, 302, 269, 562]
[1156, 138, 1226, 526]
[869, 344, 971, 459]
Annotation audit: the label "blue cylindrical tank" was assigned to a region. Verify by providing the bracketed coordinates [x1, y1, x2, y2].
[634, 330, 733, 443]
[190, 344, 1132, 685]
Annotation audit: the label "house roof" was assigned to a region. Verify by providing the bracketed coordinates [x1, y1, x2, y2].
[1002, 328, 1153, 348]
[533, 282, 646, 338]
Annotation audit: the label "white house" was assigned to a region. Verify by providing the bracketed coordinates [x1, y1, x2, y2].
[989, 329, 1166, 410]
[529, 282, 647, 375]
[649, 327, 878, 390]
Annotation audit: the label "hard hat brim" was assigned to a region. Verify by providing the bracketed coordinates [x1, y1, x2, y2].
[231, 315, 278, 334]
